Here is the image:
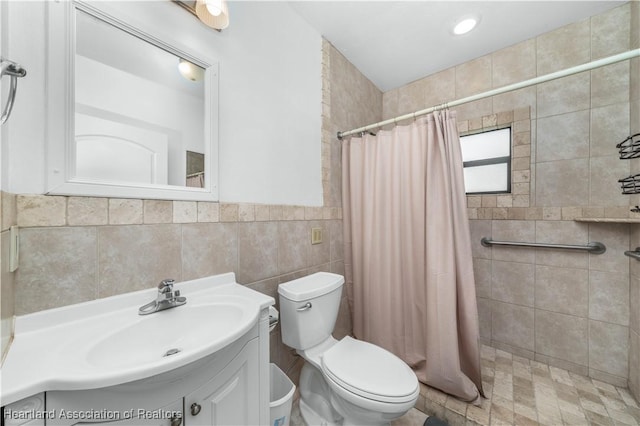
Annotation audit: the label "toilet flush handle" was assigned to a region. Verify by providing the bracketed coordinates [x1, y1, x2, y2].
[296, 302, 312, 312]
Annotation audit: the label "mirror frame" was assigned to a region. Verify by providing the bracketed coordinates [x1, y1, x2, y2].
[46, 0, 219, 201]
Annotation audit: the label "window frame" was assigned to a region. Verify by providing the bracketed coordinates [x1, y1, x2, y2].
[460, 126, 512, 195]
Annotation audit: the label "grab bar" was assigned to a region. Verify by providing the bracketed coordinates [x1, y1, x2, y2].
[481, 237, 606, 254]
[624, 248, 640, 260]
[1, 59, 27, 125]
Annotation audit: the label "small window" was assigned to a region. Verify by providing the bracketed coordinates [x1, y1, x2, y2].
[459, 127, 511, 194]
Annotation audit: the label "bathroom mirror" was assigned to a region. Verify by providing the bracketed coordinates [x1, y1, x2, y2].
[46, 1, 219, 201]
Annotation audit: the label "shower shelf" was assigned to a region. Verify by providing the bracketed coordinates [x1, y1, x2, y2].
[574, 218, 640, 223]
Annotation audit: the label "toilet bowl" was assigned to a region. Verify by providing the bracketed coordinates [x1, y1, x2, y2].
[278, 272, 419, 426]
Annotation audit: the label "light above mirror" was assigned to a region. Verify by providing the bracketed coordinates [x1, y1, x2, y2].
[195, 0, 229, 30]
[206, 0, 224, 16]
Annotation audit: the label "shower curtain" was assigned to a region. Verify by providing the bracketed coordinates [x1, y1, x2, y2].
[342, 110, 484, 402]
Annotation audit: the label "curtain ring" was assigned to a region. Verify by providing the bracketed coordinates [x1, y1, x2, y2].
[435, 102, 448, 112]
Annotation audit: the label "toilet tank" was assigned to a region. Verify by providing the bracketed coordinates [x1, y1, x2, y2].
[278, 272, 344, 350]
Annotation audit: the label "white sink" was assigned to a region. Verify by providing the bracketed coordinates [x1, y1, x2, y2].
[0, 273, 274, 407]
[86, 303, 246, 370]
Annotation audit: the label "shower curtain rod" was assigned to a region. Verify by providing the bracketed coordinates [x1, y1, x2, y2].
[337, 48, 640, 140]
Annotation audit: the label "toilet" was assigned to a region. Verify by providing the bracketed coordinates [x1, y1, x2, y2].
[278, 272, 419, 426]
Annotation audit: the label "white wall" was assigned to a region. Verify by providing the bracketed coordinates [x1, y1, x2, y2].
[2, 1, 323, 206]
[0, 0, 5, 192]
[216, 2, 323, 205]
[2, 2, 47, 195]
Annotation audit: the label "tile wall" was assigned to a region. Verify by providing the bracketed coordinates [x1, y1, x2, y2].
[628, 0, 640, 402]
[1, 191, 16, 361]
[383, 3, 635, 390]
[9, 194, 347, 382]
[0, 40, 381, 384]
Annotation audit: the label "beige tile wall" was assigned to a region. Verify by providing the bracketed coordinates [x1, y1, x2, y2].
[14, 214, 346, 378]
[325, 40, 383, 208]
[461, 108, 532, 218]
[383, 3, 634, 389]
[628, 0, 640, 403]
[1, 191, 17, 362]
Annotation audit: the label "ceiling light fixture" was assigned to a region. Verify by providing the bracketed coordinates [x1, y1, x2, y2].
[195, 0, 229, 31]
[453, 17, 478, 35]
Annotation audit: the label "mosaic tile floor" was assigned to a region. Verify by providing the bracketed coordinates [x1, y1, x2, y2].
[421, 345, 640, 426]
[289, 345, 640, 425]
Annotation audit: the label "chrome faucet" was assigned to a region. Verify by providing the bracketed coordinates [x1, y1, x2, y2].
[138, 279, 187, 315]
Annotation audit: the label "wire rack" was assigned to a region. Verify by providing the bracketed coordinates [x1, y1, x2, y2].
[619, 173, 640, 194]
[617, 133, 640, 159]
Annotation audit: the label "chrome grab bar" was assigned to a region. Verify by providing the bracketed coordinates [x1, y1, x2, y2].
[481, 237, 606, 254]
[1, 59, 27, 125]
[624, 248, 640, 260]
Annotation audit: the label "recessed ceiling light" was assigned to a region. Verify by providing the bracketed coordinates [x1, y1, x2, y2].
[453, 17, 478, 35]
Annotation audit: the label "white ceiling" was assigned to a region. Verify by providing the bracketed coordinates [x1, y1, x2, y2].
[288, 1, 625, 92]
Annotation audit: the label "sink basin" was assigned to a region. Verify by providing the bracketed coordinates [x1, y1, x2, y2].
[1, 272, 275, 407]
[86, 303, 246, 369]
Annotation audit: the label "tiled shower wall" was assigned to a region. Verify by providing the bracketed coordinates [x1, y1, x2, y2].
[383, 3, 636, 390]
[628, 0, 640, 401]
[0, 40, 381, 383]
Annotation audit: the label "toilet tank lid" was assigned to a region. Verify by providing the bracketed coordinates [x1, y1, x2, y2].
[278, 272, 344, 302]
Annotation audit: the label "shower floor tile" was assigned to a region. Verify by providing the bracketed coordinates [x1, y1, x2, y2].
[420, 345, 639, 426]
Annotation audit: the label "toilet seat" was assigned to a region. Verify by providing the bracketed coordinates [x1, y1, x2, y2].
[321, 336, 419, 405]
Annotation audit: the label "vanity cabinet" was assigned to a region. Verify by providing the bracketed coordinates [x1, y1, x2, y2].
[43, 327, 262, 426]
[1, 273, 273, 426]
[2, 393, 46, 426]
[185, 336, 259, 425]
[53, 400, 183, 426]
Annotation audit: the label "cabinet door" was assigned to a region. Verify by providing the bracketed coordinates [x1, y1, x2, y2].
[70, 400, 183, 426]
[185, 338, 259, 426]
[2, 393, 46, 426]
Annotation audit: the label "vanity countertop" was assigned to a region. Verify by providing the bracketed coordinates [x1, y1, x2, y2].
[0, 273, 274, 407]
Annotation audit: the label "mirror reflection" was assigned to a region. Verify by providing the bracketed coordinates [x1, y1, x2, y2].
[74, 9, 206, 188]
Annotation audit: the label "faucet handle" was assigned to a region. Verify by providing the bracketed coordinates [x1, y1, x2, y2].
[158, 278, 175, 292]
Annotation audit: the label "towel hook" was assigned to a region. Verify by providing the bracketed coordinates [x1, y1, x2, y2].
[1, 59, 27, 125]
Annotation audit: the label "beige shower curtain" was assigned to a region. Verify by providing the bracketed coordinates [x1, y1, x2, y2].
[342, 110, 483, 402]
